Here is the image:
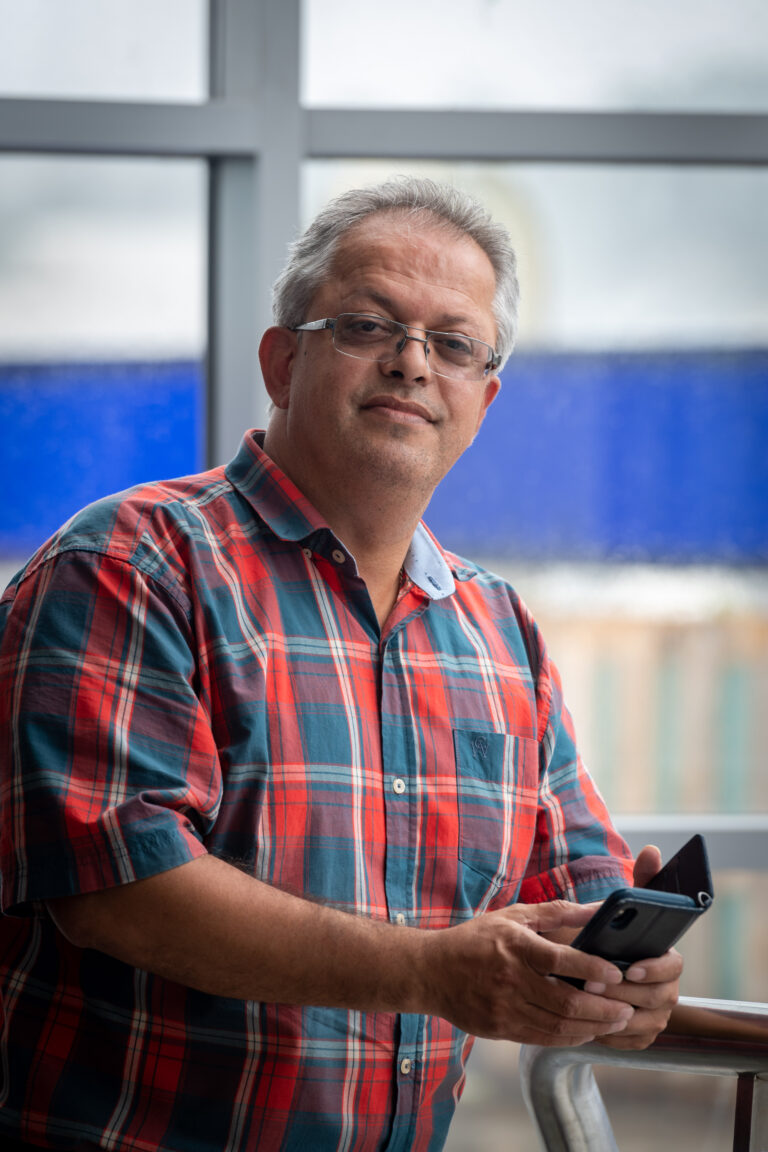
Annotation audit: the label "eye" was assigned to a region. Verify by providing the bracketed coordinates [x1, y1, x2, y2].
[339, 314, 393, 342]
[431, 332, 475, 362]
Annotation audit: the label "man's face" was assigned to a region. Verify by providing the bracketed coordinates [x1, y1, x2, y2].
[268, 214, 501, 511]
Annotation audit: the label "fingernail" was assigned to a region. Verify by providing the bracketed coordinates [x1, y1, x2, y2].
[625, 966, 647, 982]
[584, 981, 607, 995]
[603, 965, 624, 984]
[605, 1020, 628, 1034]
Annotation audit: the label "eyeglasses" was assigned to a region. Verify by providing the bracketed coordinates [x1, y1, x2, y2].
[292, 312, 501, 383]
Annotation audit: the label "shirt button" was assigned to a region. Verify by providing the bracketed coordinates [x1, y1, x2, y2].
[331, 549, 346, 564]
[400, 1058, 412, 1075]
[392, 778, 406, 795]
[395, 913, 406, 926]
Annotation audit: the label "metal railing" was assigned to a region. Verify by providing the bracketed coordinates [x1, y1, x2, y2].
[519, 997, 768, 1152]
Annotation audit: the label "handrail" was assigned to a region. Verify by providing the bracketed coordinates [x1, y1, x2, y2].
[519, 997, 768, 1152]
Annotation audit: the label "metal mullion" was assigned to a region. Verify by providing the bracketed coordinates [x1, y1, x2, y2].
[306, 108, 768, 166]
[205, 0, 302, 466]
[206, 157, 259, 467]
[205, 0, 260, 466]
[6, 101, 766, 166]
[0, 96, 260, 157]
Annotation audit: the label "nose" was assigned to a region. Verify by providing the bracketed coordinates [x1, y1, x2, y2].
[382, 331, 432, 383]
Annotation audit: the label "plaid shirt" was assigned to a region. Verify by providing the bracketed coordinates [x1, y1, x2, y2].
[0, 430, 632, 1152]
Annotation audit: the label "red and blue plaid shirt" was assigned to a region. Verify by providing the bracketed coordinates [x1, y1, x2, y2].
[0, 430, 632, 1152]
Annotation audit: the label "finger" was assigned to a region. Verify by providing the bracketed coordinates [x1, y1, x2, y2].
[519, 967, 636, 1030]
[633, 844, 662, 887]
[529, 934, 624, 990]
[506, 899, 599, 935]
[511, 936, 635, 1025]
[596, 978, 680, 1011]
[497, 905, 628, 989]
[624, 947, 684, 985]
[595, 1006, 673, 1050]
[515, 1011, 632, 1047]
[509, 988, 635, 1042]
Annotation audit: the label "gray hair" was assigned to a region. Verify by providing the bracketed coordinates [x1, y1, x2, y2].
[271, 176, 520, 368]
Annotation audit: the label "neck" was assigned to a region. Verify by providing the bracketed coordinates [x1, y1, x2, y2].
[263, 426, 426, 626]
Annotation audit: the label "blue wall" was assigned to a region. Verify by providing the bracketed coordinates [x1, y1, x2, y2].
[1, 351, 766, 562]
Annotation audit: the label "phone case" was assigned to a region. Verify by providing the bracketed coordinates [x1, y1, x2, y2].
[565, 835, 714, 983]
[645, 833, 714, 907]
[571, 888, 703, 969]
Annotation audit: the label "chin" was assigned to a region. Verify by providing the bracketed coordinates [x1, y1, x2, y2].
[356, 440, 445, 492]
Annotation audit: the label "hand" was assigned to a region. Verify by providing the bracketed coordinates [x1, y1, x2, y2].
[592, 947, 683, 1049]
[422, 901, 636, 1047]
[593, 843, 683, 1050]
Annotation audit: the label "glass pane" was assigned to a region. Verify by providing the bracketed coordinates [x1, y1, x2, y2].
[302, 159, 768, 817]
[0, 157, 207, 569]
[303, 0, 768, 112]
[0, 0, 207, 102]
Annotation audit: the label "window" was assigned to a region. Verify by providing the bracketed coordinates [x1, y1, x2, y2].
[0, 157, 207, 562]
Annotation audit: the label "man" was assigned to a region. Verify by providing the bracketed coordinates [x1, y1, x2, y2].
[0, 177, 681, 1152]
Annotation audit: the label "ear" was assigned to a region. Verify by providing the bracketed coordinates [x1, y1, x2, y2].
[474, 374, 501, 434]
[259, 326, 298, 409]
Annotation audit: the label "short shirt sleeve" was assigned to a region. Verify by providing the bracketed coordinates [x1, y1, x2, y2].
[0, 548, 219, 915]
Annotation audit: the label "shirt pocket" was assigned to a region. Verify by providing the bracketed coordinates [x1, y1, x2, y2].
[454, 729, 540, 912]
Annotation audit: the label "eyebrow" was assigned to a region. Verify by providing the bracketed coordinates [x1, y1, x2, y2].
[354, 290, 476, 334]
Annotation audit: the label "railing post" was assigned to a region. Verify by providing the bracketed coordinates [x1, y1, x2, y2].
[519, 1047, 618, 1152]
[734, 1073, 768, 1152]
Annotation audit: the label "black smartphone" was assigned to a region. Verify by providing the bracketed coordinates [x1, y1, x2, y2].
[565, 835, 714, 984]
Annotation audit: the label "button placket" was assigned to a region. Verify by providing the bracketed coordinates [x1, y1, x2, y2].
[379, 629, 422, 1141]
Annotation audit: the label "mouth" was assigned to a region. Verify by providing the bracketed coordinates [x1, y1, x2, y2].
[360, 395, 436, 424]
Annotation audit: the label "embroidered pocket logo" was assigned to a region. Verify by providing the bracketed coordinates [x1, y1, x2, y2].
[471, 735, 489, 760]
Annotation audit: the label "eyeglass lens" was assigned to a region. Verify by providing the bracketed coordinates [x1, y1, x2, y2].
[333, 314, 493, 380]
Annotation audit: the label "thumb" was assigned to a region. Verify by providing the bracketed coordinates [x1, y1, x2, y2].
[633, 844, 662, 887]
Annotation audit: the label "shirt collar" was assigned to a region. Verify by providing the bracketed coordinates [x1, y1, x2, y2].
[402, 522, 455, 600]
[226, 429, 328, 542]
[226, 430, 462, 601]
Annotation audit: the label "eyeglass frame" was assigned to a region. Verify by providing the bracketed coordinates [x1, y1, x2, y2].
[291, 312, 502, 382]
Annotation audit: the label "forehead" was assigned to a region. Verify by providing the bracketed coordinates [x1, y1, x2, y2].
[317, 213, 498, 334]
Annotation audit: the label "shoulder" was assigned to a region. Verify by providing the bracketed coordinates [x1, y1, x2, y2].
[2, 465, 240, 608]
[448, 551, 543, 636]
